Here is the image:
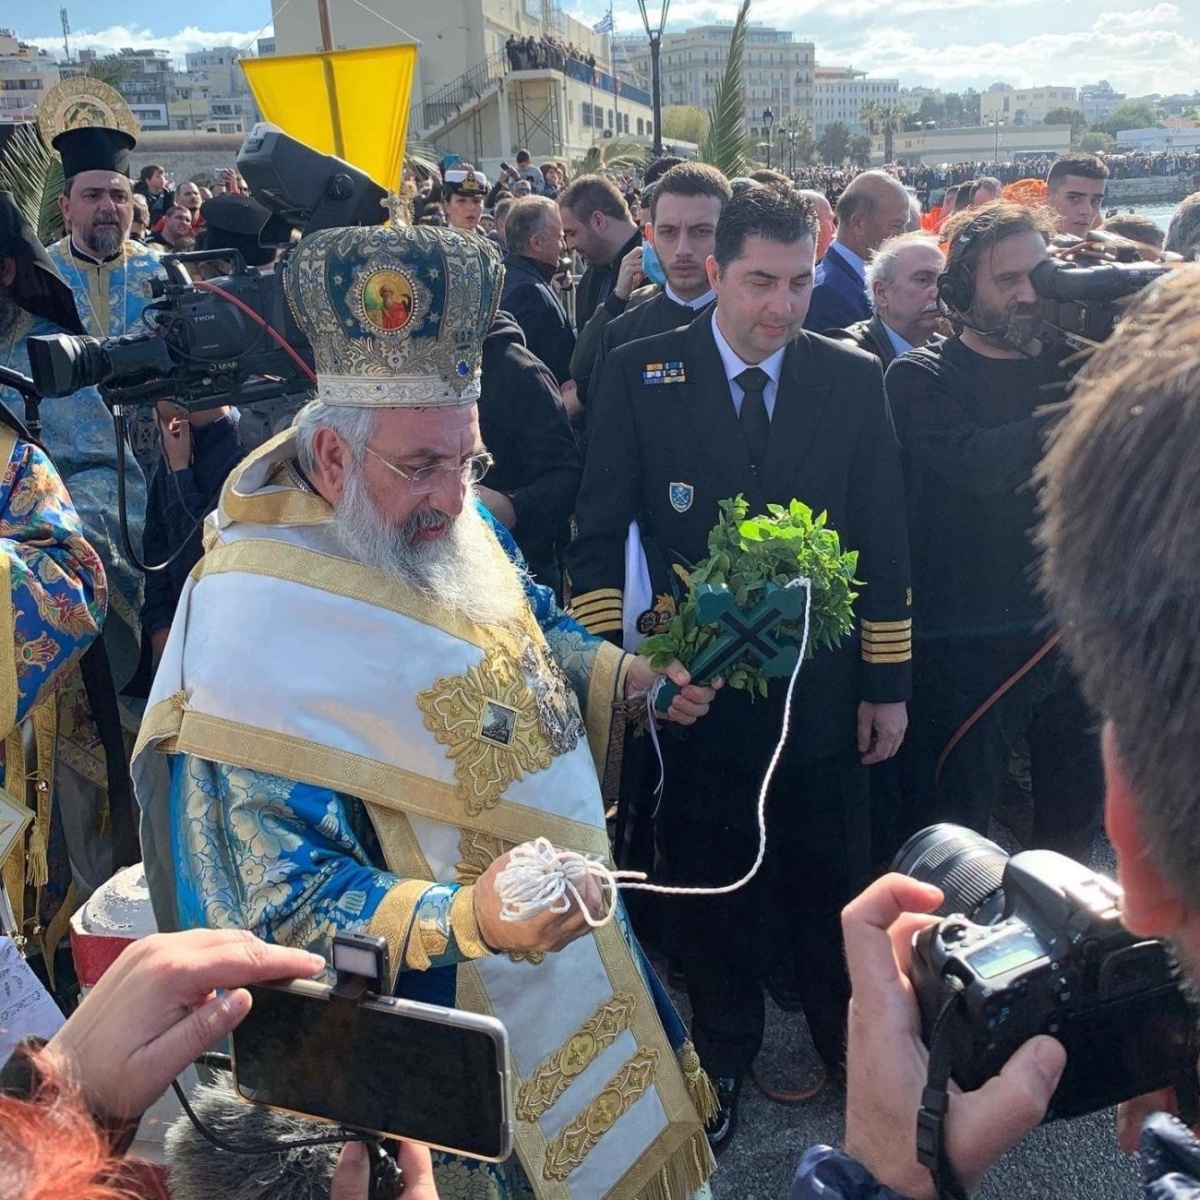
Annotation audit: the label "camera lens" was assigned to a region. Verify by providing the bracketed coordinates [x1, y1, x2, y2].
[892, 823, 1010, 925]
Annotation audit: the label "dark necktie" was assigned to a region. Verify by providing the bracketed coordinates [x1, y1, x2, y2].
[736, 366, 771, 472]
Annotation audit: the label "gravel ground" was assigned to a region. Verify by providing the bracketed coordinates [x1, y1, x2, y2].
[660, 823, 1147, 1199]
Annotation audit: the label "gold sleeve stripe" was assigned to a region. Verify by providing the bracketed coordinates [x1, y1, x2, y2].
[862, 631, 912, 645]
[860, 619, 912, 632]
[570, 588, 623, 607]
[449, 886, 492, 959]
[578, 616, 625, 636]
[570, 595, 624, 619]
[863, 648, 913, 664]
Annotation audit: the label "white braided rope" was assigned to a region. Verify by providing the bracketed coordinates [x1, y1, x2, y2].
[496, 578, 812, 927]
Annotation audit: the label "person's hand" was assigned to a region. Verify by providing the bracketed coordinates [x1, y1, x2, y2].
[330, 1139, 439, 1200]
[559, 379, 584, 421]
[474, 485, 516, 529]
[842, 874, 1067, 1199]
[473, 849, 606, 953]
[612, 245, 644, 300]
[857, 700, 907, 765]
[157, 404, 192, 472]
[624, 656, 721, 726]
[44, 929, 327, 1123]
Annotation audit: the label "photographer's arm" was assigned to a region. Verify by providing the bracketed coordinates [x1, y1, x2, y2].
[793, 875, 1066, 1200]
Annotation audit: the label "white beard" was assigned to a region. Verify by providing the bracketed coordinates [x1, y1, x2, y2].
[332, 464, 530, 632]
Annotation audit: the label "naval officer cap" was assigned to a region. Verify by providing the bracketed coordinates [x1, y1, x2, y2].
[51, 125, 137, 180]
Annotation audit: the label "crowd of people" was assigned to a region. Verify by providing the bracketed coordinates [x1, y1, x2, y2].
[786, 149, 1200, 207]
[2, 120, 1200, 1200]
[504, 32, 596, 77]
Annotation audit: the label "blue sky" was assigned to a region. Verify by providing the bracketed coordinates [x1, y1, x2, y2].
[20, 0, 1199, 96]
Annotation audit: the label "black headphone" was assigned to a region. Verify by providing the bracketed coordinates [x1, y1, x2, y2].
[936, 261, 974, 315]
[936, 227, 977, 315]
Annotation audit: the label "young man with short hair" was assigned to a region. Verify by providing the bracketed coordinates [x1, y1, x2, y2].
[1045, 151, 1109, 238]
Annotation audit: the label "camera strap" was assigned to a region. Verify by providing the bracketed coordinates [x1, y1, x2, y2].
[917, 974, 970, 1200]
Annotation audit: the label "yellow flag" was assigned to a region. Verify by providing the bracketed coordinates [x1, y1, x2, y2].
[241, 43, 418, 191]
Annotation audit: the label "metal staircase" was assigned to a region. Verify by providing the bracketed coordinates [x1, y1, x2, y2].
[420, 53, 507, 136]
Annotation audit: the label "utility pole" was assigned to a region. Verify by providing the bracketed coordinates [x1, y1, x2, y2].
[60, 7, 71, 63]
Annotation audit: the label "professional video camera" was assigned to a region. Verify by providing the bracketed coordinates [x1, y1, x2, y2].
[26, 125, 388, 428]
[893, 824, 1200, 1122]
[1032, 240, 1174, 345]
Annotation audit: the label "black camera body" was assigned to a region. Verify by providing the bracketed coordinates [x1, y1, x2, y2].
[899, 827, 1199, 1122]
[26, 125, 387, 424]
[1031, 254, 1174, 345]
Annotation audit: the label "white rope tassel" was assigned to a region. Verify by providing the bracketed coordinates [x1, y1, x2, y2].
[495, 578, 812, 925]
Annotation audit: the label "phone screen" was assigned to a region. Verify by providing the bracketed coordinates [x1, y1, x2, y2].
[232, 984, 510, 1159]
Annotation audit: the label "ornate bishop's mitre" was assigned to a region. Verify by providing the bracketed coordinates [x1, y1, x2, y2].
[281, 224, 504, 407]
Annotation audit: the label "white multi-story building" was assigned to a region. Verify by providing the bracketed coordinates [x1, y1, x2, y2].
[0, 29, 60, 124]
[172, 46, 258, 134]
[272, 0, 656, 177]
[63, 47, 173, 129]
[618, 23, 815, 140]
[813, 66, 899, 137]
[980, 85, 1078, 127]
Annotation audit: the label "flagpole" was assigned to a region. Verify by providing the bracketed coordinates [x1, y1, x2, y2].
[316, 0, 346, 158]
[610, 5, 618, 139]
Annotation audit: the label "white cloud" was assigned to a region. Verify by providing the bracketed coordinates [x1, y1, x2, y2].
[26, 24, 273, 67]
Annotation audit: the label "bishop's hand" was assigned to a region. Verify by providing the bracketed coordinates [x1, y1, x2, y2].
[624, 656, 721, 726]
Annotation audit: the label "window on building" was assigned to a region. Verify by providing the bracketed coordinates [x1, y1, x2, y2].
[637, 117, 644, 135]
[581, 101, 592, 127]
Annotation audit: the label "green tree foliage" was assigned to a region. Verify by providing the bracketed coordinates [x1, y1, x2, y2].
[817, 121, 852, 166]
[1078, 130, 1116, 153]
[1044, 107, 1088, 143]
[661, 105, 709, 144]
[849, 133, 873, 168]
[0, 123, 64, 244]
[1091, 99, 1161, 136]
[640, 496, 860, 698]
[859, 100, 907, 162]
[699, 0, 752, 178]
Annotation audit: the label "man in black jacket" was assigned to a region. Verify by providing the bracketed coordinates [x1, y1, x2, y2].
[557, 174, 640, 333]
[587, 162, 732, 405]
[499, 196, 575, 385]
[568, 187, 912, 1150]
[476, 312, 581, 594]
[886, 203, 1103, 859]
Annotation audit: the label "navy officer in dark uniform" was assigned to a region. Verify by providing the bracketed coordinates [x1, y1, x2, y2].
[567, 186, 912, 1151]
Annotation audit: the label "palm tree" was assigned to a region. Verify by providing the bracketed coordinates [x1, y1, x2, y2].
[859, 99, 907, 164]
[572, 136, 646, 177]
[699, 0, 752, 178]
[777, 114, 813, 174]
[0, 123, 65, 243]
[83, 56, 132, 89]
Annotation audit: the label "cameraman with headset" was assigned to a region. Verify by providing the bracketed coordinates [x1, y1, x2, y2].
[790, 263, 1200, 1200]
[884, 202, 1103, 862]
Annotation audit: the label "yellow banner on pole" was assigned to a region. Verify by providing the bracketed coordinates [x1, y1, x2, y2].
[241, 43, 418, 191]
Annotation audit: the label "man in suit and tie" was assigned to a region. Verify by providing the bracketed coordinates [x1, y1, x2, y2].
[568, 186, 912, 1151]
[828, 232, 946, 369]
[803, 171, 912, 333]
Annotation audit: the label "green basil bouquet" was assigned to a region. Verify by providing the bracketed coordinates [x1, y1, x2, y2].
[639, 496, 861, 698]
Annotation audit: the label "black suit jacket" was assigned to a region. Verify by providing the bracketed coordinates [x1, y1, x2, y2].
[499, 254, 576, 384]
[568, 313, 912, 765]
[826, 315, 898, 368]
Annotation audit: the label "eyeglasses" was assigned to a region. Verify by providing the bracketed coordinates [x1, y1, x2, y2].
[363, 445, 494, 495]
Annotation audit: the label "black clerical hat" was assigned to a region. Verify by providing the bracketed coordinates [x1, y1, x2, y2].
[0, 191, 85, 334]
[199, 193, 292, 267]
[51, 125, 136, 180]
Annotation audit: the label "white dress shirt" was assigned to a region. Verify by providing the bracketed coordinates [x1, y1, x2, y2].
[711, 311, 787, 418]
[665, 282, 716, 310]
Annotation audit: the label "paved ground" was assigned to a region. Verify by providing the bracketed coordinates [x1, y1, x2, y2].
[659, 824, 1147, 1199]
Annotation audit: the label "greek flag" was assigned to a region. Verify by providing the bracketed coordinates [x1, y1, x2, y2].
[593, 11, 613, 33]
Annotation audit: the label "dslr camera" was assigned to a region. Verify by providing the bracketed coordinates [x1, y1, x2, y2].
[894, 824, 1199, 1121]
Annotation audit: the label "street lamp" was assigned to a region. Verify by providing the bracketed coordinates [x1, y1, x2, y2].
[763, 106, 774, 168]
[788, 129, 798, 176]
[989, 115, 1005, 163]
[636, 0, 670, 158]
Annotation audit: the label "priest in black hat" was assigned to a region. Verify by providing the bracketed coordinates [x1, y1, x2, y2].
[47, 124, 166, 482]
[0, 191, 106, 985]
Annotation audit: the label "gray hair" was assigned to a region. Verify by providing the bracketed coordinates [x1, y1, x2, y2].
[865, 232, 944, 309]
[505, 195, 558, 255]
[292, 398, 379, 476]
[1165, 193, 1200, 261]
